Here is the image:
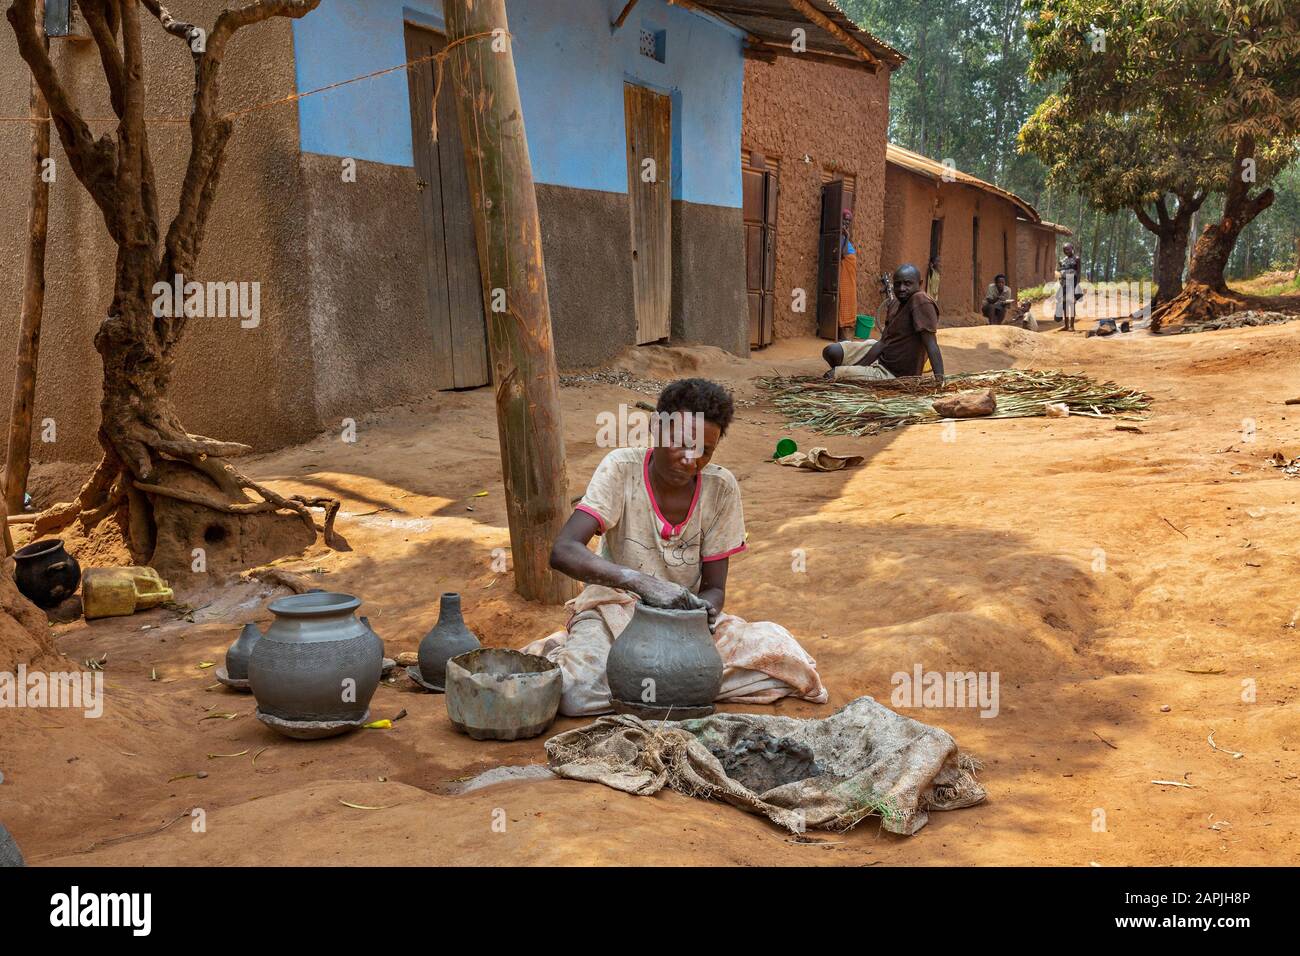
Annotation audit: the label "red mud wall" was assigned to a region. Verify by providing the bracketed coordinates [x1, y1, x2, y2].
[742, 54, 891, 340]
[880, 164, 936, 287]
[882, 166, 1024, 324]
[1018, 221, 1060, 287]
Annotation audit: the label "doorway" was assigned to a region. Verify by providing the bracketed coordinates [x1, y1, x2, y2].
[742, 153, 778, 349]
[971, 216, 981, 309]
[815, 179, 855, 340]
[404, 23, 488, 389]
[624, 82, 672, 344]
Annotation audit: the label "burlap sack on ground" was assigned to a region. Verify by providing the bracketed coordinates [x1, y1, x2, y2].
[545, 696, 984, 836]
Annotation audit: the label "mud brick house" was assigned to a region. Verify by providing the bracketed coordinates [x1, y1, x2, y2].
[1017, 218, 1073, 287]
[880, 143, 1043, 323]
[0, 0, 890, 470]
[740, 9, 905, 346]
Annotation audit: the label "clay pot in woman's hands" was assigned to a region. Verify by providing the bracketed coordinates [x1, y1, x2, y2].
[606, 603, 723, 719]
[417, 593, 480, 691]
[12, 539, 80, 609]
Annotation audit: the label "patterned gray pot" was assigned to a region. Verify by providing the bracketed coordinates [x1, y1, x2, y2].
[248, 592, 382, 738]
[606, 604, 723, 719]
[0, 822, 23, 867]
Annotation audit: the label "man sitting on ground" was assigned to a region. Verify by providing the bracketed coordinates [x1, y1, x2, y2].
[982, 273, 1014, 325]
[822, 264, 945, 384]
[527, 378, 828, 716]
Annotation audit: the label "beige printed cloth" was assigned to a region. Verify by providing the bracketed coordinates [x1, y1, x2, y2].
[832, 338, 895, 382]
[773, 447, 865, 471]
[522, 585, 829, 717]
[574, 447, 747, 593]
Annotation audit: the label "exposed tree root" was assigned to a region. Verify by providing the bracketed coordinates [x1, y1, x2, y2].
[16, 442, 346, 562]
[1151, 282, 1249, 333]
[241, 566, 318, 594]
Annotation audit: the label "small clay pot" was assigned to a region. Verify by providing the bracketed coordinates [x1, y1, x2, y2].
[12, 539, 81, 609]
[0, 822, 23, 867]
[417, 593, 480, 691]
[248, 592, 382, 738]
[224, 622, 262, 681]
[606, 604, 723, 719]
[445, 648, 561, 741]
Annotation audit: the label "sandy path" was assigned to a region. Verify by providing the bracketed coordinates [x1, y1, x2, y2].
[2, 322, 1298, 866]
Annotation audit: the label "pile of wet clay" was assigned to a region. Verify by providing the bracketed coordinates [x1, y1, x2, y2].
[705, 728, 823, 795]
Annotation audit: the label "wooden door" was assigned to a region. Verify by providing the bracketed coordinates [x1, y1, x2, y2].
[742, 156, 778, 349]
[624, 83, 672, 344]
[405, 24, 488, 390]
[815, 179, 844, 340]
[971, 216, 981, 310]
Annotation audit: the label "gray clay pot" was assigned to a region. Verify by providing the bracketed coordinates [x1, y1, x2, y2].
[359, 615, 386, 662]
[445, 648, 562, 741]
[417, 593, 480, 690]
[224, 622, 262, 681]
[606, 604, 723, 719]
[247, 592, 382, 737]
[0, 822, 24, 867]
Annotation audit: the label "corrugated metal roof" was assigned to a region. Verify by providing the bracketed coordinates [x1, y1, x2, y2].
[680, 0, 906, 72]
[886, 142, 1042, 223]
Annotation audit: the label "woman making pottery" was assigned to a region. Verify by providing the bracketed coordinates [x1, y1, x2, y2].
[525, 378, 828, 716]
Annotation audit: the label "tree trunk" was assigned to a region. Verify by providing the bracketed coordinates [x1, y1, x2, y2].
[6, 0, 337, 568]
[1152, 228, 1190, 307]
[0, 494, 13, 558]
[1133, 192, 1201, 309]
[1153, 138, 1277, 331]
[443, 0, 574, 605]
[3, 0, 49, 516]
[1186, 135, 1275, 290]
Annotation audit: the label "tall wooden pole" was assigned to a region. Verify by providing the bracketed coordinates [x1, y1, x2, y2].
[4, 0, 50, 516]
[443, 0, 574, 604]
[0, 495, 13, 558]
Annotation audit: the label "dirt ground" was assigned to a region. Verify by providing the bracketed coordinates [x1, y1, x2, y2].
[3, 315, 1300, 867]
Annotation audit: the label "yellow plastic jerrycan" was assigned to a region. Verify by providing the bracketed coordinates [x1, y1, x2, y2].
[82, 567, 174, 620]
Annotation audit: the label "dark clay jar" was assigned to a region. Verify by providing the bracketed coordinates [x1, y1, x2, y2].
[417, 592, 481, 691]
[12, 539, 81, 609]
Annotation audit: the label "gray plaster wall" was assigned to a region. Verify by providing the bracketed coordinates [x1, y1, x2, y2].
[671, 200, 748, 357]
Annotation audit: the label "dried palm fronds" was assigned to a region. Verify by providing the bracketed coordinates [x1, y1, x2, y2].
[758, 369, 1150, 437]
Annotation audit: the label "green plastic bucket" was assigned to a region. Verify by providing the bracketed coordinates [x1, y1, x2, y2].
[774, 438, 797, 459]
[854, 314, 875, 339]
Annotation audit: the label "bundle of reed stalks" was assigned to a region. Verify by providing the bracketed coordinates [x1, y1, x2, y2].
[757, 369, 1150, 437]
